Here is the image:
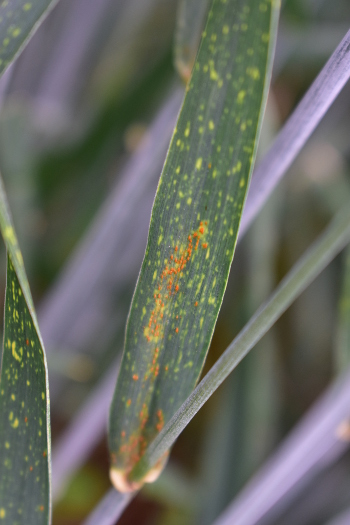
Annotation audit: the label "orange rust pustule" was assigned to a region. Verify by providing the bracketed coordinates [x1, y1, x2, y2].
[156, 409, 164, 432]
[143, 222, 208, 380]
[119, 431, 148, 468]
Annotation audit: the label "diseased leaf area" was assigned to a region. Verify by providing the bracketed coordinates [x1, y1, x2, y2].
[109, 0, 278, 485]
[0, 256, 49, 525]
[0, 0, 54, 75]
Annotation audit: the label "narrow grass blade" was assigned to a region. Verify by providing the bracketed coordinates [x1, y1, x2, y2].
[212, 369, 350, 525]
[240, 28, 350, 237]
[131, 204, 350, 481]
[0, 177, 50, 524]
[174, 0, 211, 82]
[336, 246, 350, 372]
[326, 508, 350, 525]
[197, 192, 282, 525]
[0, 0, 59, 77]
[109, 0, 280, 490]
[82, 488, 133, 525]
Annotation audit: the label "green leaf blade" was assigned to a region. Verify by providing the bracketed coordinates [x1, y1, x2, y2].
[0, 256, 50, 524]
[109, 0, 280, 490]
[0, 0, 57, 77]
[0, 176, 50, 524]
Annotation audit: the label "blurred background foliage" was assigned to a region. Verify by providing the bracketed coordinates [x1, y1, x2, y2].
[0, 0, 350, 523]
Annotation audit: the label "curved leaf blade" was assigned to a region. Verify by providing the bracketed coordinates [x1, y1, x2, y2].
[0, 0, 58, 77]
[0, 177, 51, 525]
[0, 257, 50, 524]
[109, 0, 280, 489]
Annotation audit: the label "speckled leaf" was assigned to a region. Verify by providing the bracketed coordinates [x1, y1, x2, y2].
[0, 0, 58, 77]
[0, 176, 50, 525]
[109, 0, 280, 490]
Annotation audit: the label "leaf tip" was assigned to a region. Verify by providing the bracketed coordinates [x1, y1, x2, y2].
[109, 451, 169, 492]
[109, 468, 142, 493]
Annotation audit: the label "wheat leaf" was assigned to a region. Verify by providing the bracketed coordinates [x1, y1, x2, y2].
[109, 0, 280, 490]
[0, 176, 50, 525]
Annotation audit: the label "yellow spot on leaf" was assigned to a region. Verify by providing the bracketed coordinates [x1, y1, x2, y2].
[237, 90, 246, 104]
[3, 226, 16, 244]
[12, 341, 21, 362]
[196, 158, 203, 170]
[246, 67, 260, 80]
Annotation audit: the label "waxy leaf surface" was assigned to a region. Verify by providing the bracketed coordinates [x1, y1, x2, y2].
[0, 177, 50, 525]
[109, 0, 280, 488]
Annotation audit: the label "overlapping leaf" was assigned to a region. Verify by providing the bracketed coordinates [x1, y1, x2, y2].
[109, 0, 280, 490]
[0, 177, 50, 525]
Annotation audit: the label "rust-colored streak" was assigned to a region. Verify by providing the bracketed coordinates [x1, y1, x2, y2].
[156, 410, 164, 432]
[142, 222, 208, 382]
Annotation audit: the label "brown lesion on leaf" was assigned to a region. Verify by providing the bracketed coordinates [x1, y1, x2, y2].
[143, 222, 208, 381]
[115, 222, 209, 490]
